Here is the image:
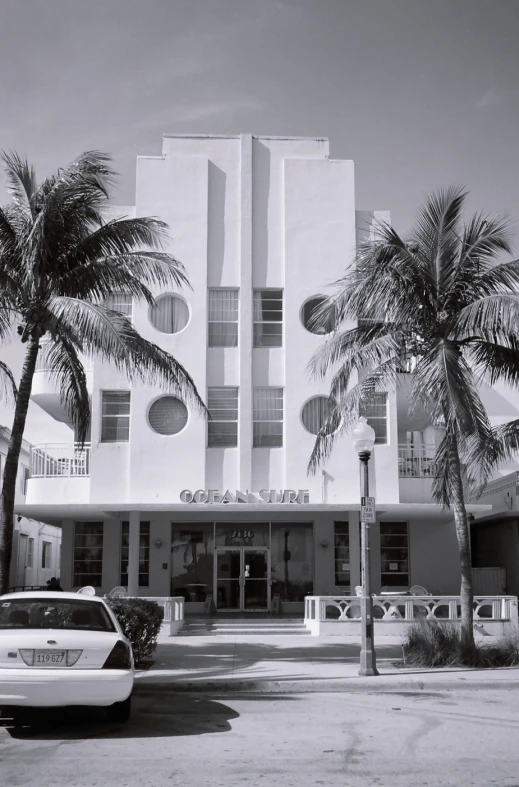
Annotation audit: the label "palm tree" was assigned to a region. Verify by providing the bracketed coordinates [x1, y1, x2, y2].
[0, 150, 206, 594]
[307, 186, 519, 656]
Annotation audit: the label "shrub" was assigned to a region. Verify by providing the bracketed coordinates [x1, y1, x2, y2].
[106, 598, 163, 666]
[402, 620, 519, 669]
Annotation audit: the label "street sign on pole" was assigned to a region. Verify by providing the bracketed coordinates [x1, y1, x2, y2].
[361, 496, 376, 523]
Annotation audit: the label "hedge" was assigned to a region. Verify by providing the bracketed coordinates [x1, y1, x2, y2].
[106, 597, 163, 666]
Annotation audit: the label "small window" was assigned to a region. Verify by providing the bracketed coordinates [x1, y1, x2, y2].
[208, 387, 238, 447]
[301, 296, 336, 335]
[208, 289, 239, 347]
[380, 522, 409, 588]
[20, 466, 30, 495]
[101, 391, 131, 442]
[148, 396, 188, 435]
[73, 522, 103, 586]
[120, 521, 150, 587]
[105, 292, 133, 318]
[149, 294, 189, 334]
[334, 522, 350, 587]
[41, 541, 51, 570]
[359, 393, 388, 444]
[253, 290, 283, 347]
[253, 387, 283, 447]
[27, 538, 34, 569]
[301, 396, 338, 436]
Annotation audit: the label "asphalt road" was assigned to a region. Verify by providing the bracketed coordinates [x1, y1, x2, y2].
[1, 686, 519, 787]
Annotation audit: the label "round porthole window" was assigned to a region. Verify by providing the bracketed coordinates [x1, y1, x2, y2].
[301, 396, 339, 436]
[148, 396, 188, 435]
[301, 296, 336, 335]
[149, 294, 189, 334]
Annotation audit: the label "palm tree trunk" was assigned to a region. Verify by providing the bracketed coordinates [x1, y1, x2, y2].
[447, 433, 475, 656]
[0, 335, 41, 594]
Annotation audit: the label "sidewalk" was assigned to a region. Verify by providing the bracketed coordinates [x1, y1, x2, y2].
[133, 630, 519, 694]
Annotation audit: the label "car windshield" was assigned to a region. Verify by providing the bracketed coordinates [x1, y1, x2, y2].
[0, 598, 116, 632]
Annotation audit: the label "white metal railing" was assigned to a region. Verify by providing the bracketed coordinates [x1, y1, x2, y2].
[30, 443, 91, 478]
[398, 445, 438, 478]
[304, 595, 519, 624]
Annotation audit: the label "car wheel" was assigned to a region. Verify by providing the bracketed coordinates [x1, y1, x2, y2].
[106, 695, 131, 723]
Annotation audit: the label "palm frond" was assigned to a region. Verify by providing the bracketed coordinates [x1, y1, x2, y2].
[465, 419, 519, 495]
[467, 337, 519, 387]
[0, 151, 37, 212]
[0, 360, 17, 404]
[307, 356, 399, 474]
[43, 339, 91, 445]
[452, 293, 519, 340]
[308, 323, 403, 381]
[46, 297, 206, 413]
[408, 341, 490, 439]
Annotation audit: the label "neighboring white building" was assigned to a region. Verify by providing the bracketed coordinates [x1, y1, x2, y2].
[16, 133, 517, 612]
[0, 425, 61, 590]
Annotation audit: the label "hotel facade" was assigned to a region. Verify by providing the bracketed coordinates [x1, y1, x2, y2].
[17, 134, 518, 614]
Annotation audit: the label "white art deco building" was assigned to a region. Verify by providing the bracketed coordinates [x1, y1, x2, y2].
[18, 133, 510, 614]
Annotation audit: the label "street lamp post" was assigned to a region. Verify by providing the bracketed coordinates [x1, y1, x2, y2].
[352, 416, 379, 677]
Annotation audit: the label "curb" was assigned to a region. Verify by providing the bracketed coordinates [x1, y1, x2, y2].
[133, 674, 519, 695]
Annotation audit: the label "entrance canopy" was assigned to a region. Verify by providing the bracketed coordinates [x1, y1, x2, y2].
[15, 502, 492, 527]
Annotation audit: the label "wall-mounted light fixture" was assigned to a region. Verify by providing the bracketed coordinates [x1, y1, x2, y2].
[321, 540, 329, 548]
[154, 539, 163, 549]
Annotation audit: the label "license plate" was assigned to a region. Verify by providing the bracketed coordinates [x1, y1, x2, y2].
[34, 650, 66, 665]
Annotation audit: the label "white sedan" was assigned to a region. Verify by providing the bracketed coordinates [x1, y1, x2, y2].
[0, 591, 134, 724]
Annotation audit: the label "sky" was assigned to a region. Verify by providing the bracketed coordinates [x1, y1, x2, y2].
[0, 0, 519, 442]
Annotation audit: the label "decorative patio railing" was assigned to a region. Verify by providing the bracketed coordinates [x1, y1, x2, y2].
[304, 595, 519, 624]
[398, 445, 438, 478]
[30, 443, 91, 478]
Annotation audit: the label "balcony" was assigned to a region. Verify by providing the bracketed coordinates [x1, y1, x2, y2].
[398, 445, 438, 478]
[25, 443, 91, 506]
[398, 444, 437, 504]
[31, 443, 91, 477]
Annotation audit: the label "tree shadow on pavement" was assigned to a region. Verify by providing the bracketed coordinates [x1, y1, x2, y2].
[2, 690, 297, 741]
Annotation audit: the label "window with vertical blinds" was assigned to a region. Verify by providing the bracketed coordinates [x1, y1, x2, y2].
[101, 391, 131, 442]
[380, 522, 409, 588]
[105, 292, 133, 318]
[253, 388, 283, 447]
[148, 396, 188, 435]
[301, 396, 338, 436]
[120, 521, 150, 587]
[334, 522, 350, 587]
[253, 290, 283, 347]
[359, 393, 388, 444]
[149, 294, 189, 334]
[73, 522, 103, 587]
[208, 387, 238, 447]
[208, 289, 239, 346]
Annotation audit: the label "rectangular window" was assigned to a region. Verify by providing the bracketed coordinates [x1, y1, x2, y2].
[20, 466, 30, 495]
[208, 288, 239, 347]
[120, 521, 150, 588]
[101, 391, 131, 442]
[253, 387, 283, 447]
[334, 522, 350, 587]
[380, 522, 409, 588]
[73, 522, 103, 586]
[27, 538, 34, 569]
[41, 541, 51, 569]
[105, 292, 133, 318]
[359, 393, 388, 444]
[208, 387, 239, 447]
[253, 289, 283, 347]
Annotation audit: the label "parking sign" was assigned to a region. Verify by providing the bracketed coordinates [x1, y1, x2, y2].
[361, 496, 376, 523]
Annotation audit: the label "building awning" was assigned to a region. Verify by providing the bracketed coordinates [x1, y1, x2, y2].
[14, 502, 493, 526]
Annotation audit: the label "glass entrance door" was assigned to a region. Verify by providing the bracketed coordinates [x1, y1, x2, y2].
[215, 547, 270, 611]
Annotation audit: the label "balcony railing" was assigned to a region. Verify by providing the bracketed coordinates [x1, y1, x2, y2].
[30, 443, 91, 478]
[398, 445, 438, 478]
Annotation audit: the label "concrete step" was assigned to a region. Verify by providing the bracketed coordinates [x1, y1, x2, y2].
[178, 617, 309, 637]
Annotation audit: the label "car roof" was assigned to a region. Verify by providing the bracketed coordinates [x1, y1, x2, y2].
[0, 591, 106, 602]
